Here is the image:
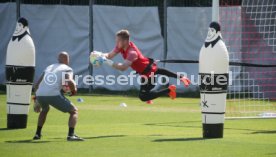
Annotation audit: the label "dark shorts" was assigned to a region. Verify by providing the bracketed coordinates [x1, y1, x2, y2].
[36, 95, 75, 113]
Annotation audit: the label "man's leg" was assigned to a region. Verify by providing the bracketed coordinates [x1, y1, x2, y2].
[41, 95, 83, 141]
[52, 95, 83, 141]
[66, 105, 83, 141]
[37, 109, 49, 127]
[35, 109, 49, 136]
[155, 68, 179, 78]
[33, 97, 50, 140]
[139, 76, 174, 101]
[139, 88, 170, 101]
[155, 68, 191, 87]
[68, 106, 78, 137]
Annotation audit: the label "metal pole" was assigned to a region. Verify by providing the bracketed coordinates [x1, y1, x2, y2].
[88, 0, 94, 93]
[212, 0, 219, 22]
[163, 0, 168, 66]
[160, 0, 169, 86]
[16, 0, 20, 19]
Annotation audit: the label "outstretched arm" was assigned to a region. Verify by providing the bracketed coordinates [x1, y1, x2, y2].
[105, 51, 118, 59]
[111, 50, 137, 71]
[112, 60, 131, 71]
[103, 46, 121, 59]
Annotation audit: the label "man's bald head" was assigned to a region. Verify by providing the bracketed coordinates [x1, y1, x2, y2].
[58, 51, 69, 65]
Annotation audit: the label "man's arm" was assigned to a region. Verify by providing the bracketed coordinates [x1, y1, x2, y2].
[103, 46, 121, 59]
[34, 72, 44, 93]
[112, 50, 137, 71]
[112, 60, 131, 71]
[105, 51, 118, 59]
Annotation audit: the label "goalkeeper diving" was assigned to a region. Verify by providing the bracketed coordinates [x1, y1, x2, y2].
[90, 29, 191, 101]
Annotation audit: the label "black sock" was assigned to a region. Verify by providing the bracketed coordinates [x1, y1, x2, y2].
[36, 126, 42, 136]
[68, 127, 75, 136]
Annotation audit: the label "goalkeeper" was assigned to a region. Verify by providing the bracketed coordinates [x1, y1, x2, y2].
[91, 29, 191, 101]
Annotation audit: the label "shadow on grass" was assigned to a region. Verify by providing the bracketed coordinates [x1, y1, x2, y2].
[0, 128, 25, 131]
[153, 137, 205, 142]
[145, 122, 276, 135]
[251, 130, 276, 134]
[83, 135, 126, 140]
[224, 127, 276, 134]
[50, 135, 126, 140]
[145, 121, 201, 128]
[5, 140, 51, 144]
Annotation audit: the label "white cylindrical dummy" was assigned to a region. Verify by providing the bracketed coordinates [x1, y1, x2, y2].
[6, 17, 35, 128]
[199, 22, 229, 138]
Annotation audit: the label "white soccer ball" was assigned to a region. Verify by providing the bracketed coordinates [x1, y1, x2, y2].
[119, 103, 127, 107]
[90, 51, 103, 67]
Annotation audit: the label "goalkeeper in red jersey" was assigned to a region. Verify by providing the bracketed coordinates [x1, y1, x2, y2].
[91, 29, 191, 101]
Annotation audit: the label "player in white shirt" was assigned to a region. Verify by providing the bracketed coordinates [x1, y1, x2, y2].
[33, 52, 83, 141]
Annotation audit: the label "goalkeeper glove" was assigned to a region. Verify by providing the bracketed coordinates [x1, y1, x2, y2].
[98, 56, 114, 67]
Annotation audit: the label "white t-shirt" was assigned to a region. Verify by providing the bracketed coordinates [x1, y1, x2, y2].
[36, 63, 73, 96]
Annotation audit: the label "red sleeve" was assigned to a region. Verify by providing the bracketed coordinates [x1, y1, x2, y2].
[126, 50, 138, 62]
[113, 46, 121, 53]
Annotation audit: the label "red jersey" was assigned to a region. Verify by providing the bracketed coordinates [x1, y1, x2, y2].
[115, 42, 157, 77]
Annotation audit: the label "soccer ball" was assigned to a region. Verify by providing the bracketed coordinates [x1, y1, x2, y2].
[90, 51, 103, 67]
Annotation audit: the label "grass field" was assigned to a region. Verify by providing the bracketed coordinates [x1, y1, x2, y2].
[0, 94, 276, 157]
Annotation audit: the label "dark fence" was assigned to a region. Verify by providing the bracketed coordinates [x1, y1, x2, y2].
[0, 0, 242, 36]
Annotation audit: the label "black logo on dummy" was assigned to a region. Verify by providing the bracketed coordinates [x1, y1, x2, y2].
[5, 65, 35, 85]
[199, 73, 228, 94]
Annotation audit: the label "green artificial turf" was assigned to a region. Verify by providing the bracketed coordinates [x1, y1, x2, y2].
[0, 94, 275, 157]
